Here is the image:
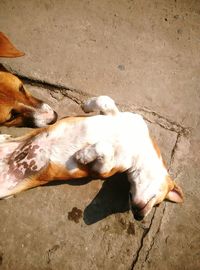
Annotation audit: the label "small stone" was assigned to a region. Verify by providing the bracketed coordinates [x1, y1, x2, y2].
[118, 64, 125, 71]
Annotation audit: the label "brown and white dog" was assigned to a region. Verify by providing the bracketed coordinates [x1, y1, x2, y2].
[0, 32, 57, 127]
[0, 96, 183, 220]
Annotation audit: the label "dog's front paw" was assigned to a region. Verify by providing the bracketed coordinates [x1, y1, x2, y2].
[75, 146, 97, 165]
[75, 150, 88, 165]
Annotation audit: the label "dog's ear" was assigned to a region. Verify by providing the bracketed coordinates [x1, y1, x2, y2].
[166, 182, 184, 203]
[0, 32, 25, 57]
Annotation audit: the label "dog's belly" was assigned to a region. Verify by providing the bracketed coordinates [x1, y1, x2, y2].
[48, 113, 148, 174]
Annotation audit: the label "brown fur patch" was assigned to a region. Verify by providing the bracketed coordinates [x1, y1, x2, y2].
[151, 137, 161, 158]
[165, 175, 175, 191]
[29, 161, 89, 186]
[7, 139, 42, 182]
[5, 160, 90, 197]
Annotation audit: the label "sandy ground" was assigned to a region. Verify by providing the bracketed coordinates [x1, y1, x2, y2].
[0, 0, 200, 269]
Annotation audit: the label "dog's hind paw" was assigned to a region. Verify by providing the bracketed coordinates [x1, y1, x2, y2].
[82, 96, 119, 115]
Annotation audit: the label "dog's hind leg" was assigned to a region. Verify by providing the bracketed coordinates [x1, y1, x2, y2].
[75, 141, 116, 177]
[82, 96, 119, 115]
[0, 131, 51, 199]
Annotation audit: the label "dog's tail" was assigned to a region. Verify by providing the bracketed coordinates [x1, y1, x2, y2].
[82, 96, 119, 116]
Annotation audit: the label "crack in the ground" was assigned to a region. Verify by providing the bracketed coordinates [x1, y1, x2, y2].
[130, 130, 182, 270]
[49, 91, 60, 101]
[119, 104, 189, 135]
[46, 244, 60, 264]
[130, 208, 156, 270]
[17, 74, 190, 136]
[16, 72, 90, 100]
[143, 205, 166, 264]
[46, 241, 67, 265]
[130, 205, 166, 270]
[170, 133, 181, 167]
[59, 89, 83, 105]
[138, 109, 186, 133]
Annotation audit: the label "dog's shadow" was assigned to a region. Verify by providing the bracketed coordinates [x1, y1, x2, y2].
[46, 173, 130, 225]
[83, 173, 130, 225]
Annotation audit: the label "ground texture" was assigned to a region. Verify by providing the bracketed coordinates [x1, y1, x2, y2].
[0, 1, 200, 269]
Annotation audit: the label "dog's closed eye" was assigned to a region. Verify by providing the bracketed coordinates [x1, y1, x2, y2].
[19, 84, 26, 93]
[7, 109, 21, 122]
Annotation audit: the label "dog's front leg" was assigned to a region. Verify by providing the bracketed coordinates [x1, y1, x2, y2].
[75, 141, 115, 177]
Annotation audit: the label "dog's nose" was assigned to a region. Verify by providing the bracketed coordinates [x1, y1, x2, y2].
[131, 204, 145, 212]
[133, 211, 144, 221]
[48, 111, 58, 125]
[131, 205, 145, 221]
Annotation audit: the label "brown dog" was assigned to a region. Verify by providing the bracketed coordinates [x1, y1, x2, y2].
[0, 32, 57, 127]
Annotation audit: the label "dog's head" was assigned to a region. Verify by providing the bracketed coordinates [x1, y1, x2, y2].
[129, 174, 183, 220]
[0, 72, 57, 127]
[128, 139, 183, 220]
[0, 32, 57, 127]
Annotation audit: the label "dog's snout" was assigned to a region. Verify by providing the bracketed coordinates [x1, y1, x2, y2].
[131, 203, 146, 221]
[129, 193, 146, 210]
[129, 194, 157, 221]
[131, 202, 146, 213]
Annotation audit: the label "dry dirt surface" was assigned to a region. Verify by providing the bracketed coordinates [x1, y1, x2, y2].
[0, 1, 200, 270]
